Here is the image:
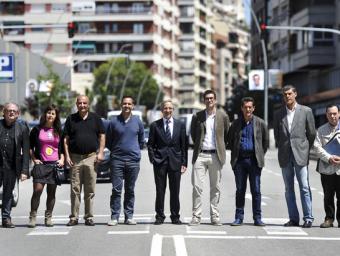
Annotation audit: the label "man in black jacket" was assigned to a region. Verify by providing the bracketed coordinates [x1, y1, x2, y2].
[227, 97, 269, 226]
[0, 103, 29, 228]
[147, 100, 188, 225]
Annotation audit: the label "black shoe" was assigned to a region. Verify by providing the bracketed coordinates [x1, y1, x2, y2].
[284, 220, 299, 227]
[154, 218, 164, 225]
[254, 219, 266, 226]
[2, 219, 15, 228]
[171, 219, 182, 225]
[302, 221, 312, 228]
[85, 219, 95, 226]
[67, 219, 78, 226]
[230, 219, 243, 226]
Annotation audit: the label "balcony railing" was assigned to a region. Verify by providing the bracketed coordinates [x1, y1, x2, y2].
[94, 6, 152, 15]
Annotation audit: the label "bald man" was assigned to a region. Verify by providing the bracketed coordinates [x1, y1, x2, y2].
[64, 96, 105, 226]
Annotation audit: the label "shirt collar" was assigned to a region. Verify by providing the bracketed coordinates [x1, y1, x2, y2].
[286, 103, 297, 113]
[163, 117, 173, 124]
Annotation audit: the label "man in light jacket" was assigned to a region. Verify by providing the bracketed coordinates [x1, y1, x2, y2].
[313, 104, 340, 228]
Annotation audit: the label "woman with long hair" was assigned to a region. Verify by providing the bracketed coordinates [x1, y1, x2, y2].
[28, 105, 64, 227]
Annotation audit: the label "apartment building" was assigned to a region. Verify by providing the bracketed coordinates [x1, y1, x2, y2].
[251, 0, 340, 126]
[211, 0, 249, 106]
[1, 0, 180, 100]
[177, 0, 215, 112]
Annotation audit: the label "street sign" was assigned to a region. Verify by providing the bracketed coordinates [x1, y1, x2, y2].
[0, 54, 15, 83]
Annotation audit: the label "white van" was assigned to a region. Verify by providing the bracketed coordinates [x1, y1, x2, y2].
[107, 110, 143, 122]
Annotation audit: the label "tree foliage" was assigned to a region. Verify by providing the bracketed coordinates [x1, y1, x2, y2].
[92, 58, 160, 117]
[24, 60, 75, 119]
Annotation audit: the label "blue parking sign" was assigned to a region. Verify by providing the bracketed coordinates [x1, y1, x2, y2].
[0, 54, 15, 83]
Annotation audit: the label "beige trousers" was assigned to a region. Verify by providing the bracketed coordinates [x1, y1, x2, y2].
[69, 153, 97, 220]
[191, 152, 222, 219]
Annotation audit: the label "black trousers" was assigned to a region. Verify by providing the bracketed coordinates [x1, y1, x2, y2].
[153, 162, 181, 221]
[0, 168, 17, 221]
[321, 173, 340, 222]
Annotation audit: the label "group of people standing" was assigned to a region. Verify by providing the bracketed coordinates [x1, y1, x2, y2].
[0, 86, 339, 229]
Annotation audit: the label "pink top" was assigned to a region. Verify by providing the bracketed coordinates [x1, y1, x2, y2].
[39, 127, 60, 162]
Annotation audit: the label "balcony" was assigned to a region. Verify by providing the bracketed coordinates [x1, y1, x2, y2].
[291, 6, 335, 27]
[291, 47, 335, 70]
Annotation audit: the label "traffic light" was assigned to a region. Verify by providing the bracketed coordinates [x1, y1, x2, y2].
[67, 22, 75, 38]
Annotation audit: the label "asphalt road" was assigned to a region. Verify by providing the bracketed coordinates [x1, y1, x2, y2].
[0, 149, 339, 256]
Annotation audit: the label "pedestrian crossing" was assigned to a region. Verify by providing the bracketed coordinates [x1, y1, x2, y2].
[17, 216, 340, 240]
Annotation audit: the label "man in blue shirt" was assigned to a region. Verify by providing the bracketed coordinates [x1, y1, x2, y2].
[227, 97, 269, 226]
[106, 96, 144, 226]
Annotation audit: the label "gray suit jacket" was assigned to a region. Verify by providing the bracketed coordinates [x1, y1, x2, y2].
[227, 115, 269, 169]
[191, 109, 230, 165]
[273, 103, 316, 168]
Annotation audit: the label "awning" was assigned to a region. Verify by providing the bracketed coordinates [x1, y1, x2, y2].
[72, 43, 96, 49]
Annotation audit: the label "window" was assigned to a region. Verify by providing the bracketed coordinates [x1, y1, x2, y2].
[78, 62, 91, 73]
[133, 43, 144, 52]
[180, 40, 194, 51]
[78, 23, 91, 33]
[104, 24, 110, 33]
[30, 4, 45, 13]
[104, 43, 110, 53]
[133, 23, 144, 34]
[132, 3, 144, 13]
[51, 4, 67, 13]
[112, 23, 118, 33]
[111, 3, 119, 13]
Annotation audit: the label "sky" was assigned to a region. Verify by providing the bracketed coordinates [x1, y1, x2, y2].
[243, 0, 251, 25]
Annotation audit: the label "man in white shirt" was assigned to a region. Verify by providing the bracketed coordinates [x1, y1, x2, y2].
[190, 90, 230, 226]
[313, 104, 340, 228]
[274, 85, 316, 228]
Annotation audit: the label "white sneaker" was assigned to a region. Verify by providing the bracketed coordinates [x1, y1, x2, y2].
[107, 219, 118, 226]
[189, 217, 201, 226]
[124, 219, 137, 225]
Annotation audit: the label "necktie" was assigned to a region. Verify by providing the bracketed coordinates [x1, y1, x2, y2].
[165, 119, 171, 141]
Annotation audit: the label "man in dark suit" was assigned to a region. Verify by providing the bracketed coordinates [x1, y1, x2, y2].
[227, 97, 269, 226]
[0, 103, 29, 228]
[147, 100, 188, 225]
[274, 85, 316, 228]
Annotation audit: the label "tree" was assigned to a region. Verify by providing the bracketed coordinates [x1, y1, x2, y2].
[24, 60, 75, 119]
[92, 58, 159, 117]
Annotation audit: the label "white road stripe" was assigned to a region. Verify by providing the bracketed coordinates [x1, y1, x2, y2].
[27, 226, 72, 236]
[318, 191, 324, 196]
[245, 193, 267, 206]
[263, 226, 307, 236]
[173, 235, 188, 256]
[185, 235, 340, 241]
[186, 226, 227, 235]
[108, 230, 150, 235]
[150, 233, 163, 256]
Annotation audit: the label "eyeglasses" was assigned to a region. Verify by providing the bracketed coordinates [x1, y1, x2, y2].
[5, 109, 18, 113]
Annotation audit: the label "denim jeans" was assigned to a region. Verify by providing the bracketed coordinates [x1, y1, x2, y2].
[281, 151, 313, 222]
[233, 157, 262, 221]
[110, 159, 140, 220]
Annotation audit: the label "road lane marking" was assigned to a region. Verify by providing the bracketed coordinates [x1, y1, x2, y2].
[150, 233, 163, 256]
[108, 230, 150, 235]
[173, 235, 188, 256]
[318, 191, 324, 196]
[186, 226, 227, 235]
[184, 235, 340, 241]
[263, 226, 307, 236]
[262, 218, 288, 225]
[27, 226, 72, 236]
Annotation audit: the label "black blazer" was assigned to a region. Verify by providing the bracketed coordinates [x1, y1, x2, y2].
[147, 118, 188, 171]
[0, 119, 30, 177]
[227, 115, 269, 169]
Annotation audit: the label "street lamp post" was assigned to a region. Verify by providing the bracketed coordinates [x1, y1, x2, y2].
[244, 0, 269, 125]
[104, 43, 132, 91]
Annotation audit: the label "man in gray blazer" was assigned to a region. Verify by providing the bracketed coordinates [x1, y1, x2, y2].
[190, 90, 230, 226]
[274, 85, 316, 228]
[227, 97, 269, 226]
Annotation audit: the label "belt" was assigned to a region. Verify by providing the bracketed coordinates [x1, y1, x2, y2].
[201, 149, 216, 154]
[72, 152, 96, 159]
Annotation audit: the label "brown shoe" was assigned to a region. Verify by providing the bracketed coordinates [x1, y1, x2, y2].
[67, 219, 78, 226]
[320, 219, 333, 228]
[2, 219, 15, 228]
[85, 219, 95, 226]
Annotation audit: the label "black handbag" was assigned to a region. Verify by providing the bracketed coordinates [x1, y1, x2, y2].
[54, 165, 65, 186]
